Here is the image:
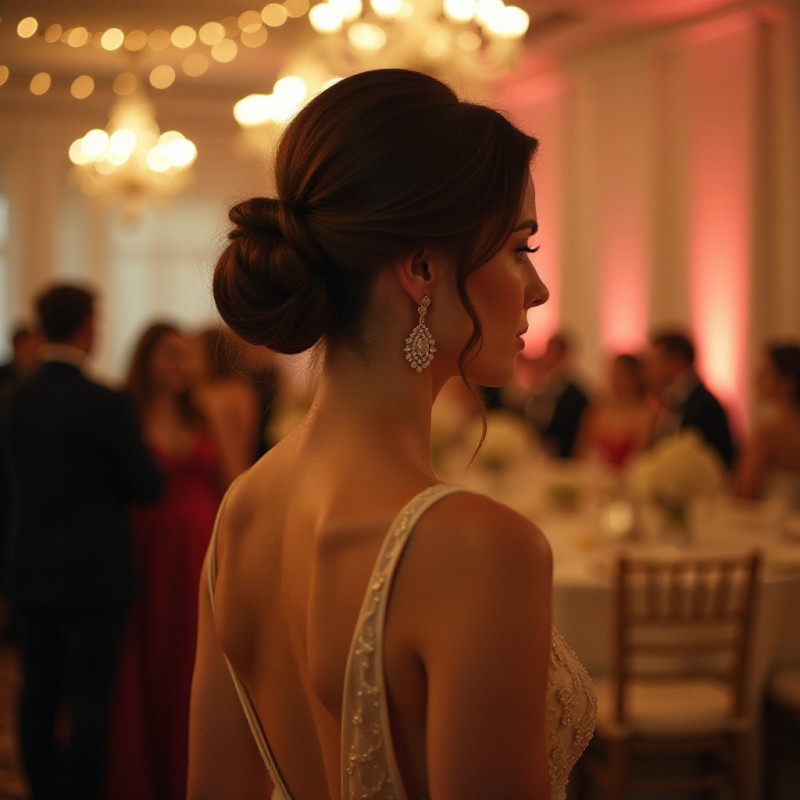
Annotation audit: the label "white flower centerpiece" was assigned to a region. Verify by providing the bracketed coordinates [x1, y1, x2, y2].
[625, 431, 725, 543]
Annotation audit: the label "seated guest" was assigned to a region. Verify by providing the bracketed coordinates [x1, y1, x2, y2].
[647, 330, 735, 468]
[523, 331, 590, 458]
[735, 341, 800, 508]
[575, 353, 656, 469]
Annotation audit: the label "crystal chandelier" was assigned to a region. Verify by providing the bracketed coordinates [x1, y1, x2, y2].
[233, 0, 529, 154]
[68, 92, 198, 219]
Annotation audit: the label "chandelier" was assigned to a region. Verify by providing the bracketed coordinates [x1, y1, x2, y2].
[233, 0, 529, 152]
[68, 91, 197, 219]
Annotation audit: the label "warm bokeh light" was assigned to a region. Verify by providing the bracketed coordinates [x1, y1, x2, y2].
[70, 75, 95, 99]
[199, 21, 226, 45]
[211, 38, 238, 62]
[0, 66, 9, 86]
[330, 0, 363, 21]
[124, 30, 149, 51]
[238, 10, 264, 32]
[148, 29, 171, 51]
[234, 93, 274, 126]
[262, 4, 289, 26]
[44, 24, 62, 43]
[66, 27, 90, 47]
[101, 28, 125, 50]
[274, 75, 308, 104]
[348, 22, 386, 51]
[171, 25, 197, 48]
[241, 27, 269, 47]
[485, 4, 529, 37]
[29, 72, 51, 95]
[149, 65, 177, 89]
[68, 139, 89, 165]
[158, 132, 198, 168]
[113, 72, 138, 95]
[456, 30, 481, 50]
[283, 0, 311, 17]
[371, 0, 403, 17]
[109, 129, 138, 158]
[182, 53, 210, 77]
[81, 129, 110, 158]
[17, 17, 39, 38]
[309, 4, 343, 33]
[444, 0, 476, 23]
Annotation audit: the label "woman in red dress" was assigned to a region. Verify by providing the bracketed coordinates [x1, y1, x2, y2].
[106, 322, 224, 800]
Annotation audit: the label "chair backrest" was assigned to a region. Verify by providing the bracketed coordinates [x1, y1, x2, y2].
[612, 551, 761, 723]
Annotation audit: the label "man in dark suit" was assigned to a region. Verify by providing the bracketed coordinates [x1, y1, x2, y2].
[523, 332, 590, 458]
[0, 284, 162, 800]
[648, 330, 735, 468]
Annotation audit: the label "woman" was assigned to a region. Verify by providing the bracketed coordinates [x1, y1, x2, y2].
[735, 342, 800, 508]
[575, 353, 656, 469]
[194, 325, 262, 485]
[188, 69, 596, 800]
[106, 323, 223, 800]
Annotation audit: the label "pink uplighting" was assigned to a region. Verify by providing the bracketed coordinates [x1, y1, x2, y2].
[684, 17, 755, 433]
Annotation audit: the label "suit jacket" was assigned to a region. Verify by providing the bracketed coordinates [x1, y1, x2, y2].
[679, 381, 735, 469]
[0, 360, 163, 607]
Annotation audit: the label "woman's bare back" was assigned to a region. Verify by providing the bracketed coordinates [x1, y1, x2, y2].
[210, 430, 438, 798]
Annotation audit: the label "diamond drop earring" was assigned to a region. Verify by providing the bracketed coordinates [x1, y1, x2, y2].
[404, 295, 436, 373]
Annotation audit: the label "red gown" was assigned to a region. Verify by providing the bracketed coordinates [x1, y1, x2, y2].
[105, 433, 222, 800]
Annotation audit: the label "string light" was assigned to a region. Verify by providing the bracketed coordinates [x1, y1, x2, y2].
[100, 28, 124, 50]
[70, 75, 95, 99]
[29, 72, 51, 95]
[17, 17, 39, 38]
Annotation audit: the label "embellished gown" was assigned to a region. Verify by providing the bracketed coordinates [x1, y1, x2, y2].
[208, 484, 597, 800]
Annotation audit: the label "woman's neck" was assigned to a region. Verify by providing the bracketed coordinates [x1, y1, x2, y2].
[299, 343, 446, 481]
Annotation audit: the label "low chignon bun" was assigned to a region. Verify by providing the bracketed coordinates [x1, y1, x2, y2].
[212, 196, 334, 354]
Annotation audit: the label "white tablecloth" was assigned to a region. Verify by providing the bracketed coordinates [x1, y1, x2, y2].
[452, 455, 800, 705]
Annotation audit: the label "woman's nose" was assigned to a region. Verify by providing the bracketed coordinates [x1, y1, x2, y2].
[526, 266, 549, 308]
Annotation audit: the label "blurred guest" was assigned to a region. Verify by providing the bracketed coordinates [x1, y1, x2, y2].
[735, 342, 800, 508]
[0, 284, 162, 800]
[575, 353, 656, 469]
[0, 324, 41, 393]
[523, 331, 589, 458]
[193, 326, 261, 485]
[648, 330, 735, 468]
[238, 340, 281, 457]
[105, 322, 224, 800]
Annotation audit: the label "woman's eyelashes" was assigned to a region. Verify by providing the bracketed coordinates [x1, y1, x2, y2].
[515, 243, 540, 261]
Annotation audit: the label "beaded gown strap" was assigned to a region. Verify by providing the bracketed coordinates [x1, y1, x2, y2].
[341, 483, 467, 800]
[207, 491, 294, 800]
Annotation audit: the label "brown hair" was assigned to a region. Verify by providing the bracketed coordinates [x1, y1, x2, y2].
[199, 326, 241, 381]
[213, 68, 538, 377]
[126, 322, 204, 426]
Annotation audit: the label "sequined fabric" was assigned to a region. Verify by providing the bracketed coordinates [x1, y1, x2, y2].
[341, 484, 597, 800]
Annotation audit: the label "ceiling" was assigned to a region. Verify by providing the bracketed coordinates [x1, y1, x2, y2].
[0, 0, 754, 113]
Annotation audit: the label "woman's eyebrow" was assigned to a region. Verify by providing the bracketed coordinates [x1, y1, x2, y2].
[513, 219, 538, 234]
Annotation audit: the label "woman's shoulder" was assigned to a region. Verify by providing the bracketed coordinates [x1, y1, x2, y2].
[416, 488, 552, 572]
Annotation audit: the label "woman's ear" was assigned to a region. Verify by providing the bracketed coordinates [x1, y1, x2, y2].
[393, 249, 437, 303]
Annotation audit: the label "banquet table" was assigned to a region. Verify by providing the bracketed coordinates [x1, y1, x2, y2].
[452, 455, 800, 708]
